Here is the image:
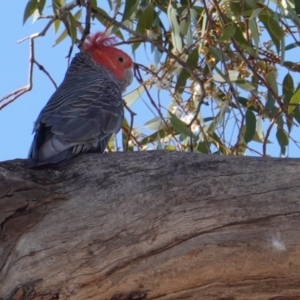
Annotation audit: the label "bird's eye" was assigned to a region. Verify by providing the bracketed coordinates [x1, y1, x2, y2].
[118, 57, 124, 63]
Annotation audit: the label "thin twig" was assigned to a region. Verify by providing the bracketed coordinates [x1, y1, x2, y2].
[17, 20, 54, 43]
[33, 61, 58, 89]
[0, 39, 34, 110]
[78, 0, 91, 49]
[124, 101, 137, 151]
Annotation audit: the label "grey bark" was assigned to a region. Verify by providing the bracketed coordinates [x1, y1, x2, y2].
[0, 151, 300, 300]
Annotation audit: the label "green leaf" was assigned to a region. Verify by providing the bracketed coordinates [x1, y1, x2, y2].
[186, 24, 193, 47]
[23, 0, 38, 24]
[93, 7, 110, 27]
[266, 71, 278, 96]
[209, 47, 223, 61]
[256, 117, 264, 141]
[210, 132, 230, 154]
[91, 0, 97, 8]
[53, 28, 68, 46]
[175, 47, 199, 92]
[124, 85, 145, 107]
[245, 0, 257, 8]
[233, 24, 257, 57]
[156, 130, 163, 150]
[218, 24, 236, 42]
[154, 47, 163, 65]
[292, 107, 300, 126]
[53, 9, 81, 47]
[52, 0, 65, 13]
[164, 145, 176, 151]
[136, 4, 155, 33]
[144, 116, 164, 130]
[268, 16, 284, 40]
[266, 90, 275, 112]
[285, 42, 300, 51]
[107, 0, 113, 10]
[237, 97, 259, 112]
[235, 80, 256, 91]
[280, 34, 285, 64]
[244, 109, 256, 143]
[206, 112, 223, 134]
[122, 0, 139, 21]
[224, 1, 241, 20]
[276, 128, 288, 155]
[197, 141, 210, 153]
[288, 85, 300, 114]
[168, 112, 191, 138]
[68, 12, 79, 43]
[249, 19, 259, 52]
[190, 8, 198, 26]
[168, 2, 182, 52]
[180, 11, 190, 36]
[259, 14, 280, 53]
[140, 129, 172, 146]
[213, 69, 239, 83]
[54, 20, 61, 33]
[295, 0, 300, 15]
[37, 0, 46, 13]
[122, 117, 129, 151]
[32, 8, 40, 23]
[249, 8, 263, 19]
[282, 73, 294, 108]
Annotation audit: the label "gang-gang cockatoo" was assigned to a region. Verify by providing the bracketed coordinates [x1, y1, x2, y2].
[28, 32, 133, 166]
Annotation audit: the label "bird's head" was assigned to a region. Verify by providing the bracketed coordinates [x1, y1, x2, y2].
[83, 32, 133, 91]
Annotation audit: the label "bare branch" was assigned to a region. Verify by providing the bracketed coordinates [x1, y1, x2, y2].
[124, 102, 137, 151]
[33, 61, 58, 89]
[17, 20, 54, 43]
[0, 39, 34, 110]
[78, 0, 91, 49]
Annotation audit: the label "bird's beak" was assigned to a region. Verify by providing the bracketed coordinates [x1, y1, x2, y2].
[125, 68, 134, 87]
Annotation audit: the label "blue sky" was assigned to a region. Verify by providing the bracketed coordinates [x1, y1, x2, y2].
[0, 1, 142, 162]
[1, 1, 300, 162]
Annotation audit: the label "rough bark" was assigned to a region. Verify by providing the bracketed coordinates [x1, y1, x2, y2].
[0, 151, 300, 300]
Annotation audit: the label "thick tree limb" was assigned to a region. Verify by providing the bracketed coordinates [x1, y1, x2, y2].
[0, 152, 300, 300]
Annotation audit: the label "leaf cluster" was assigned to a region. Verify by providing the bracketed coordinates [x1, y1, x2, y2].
[22, 0, 300, 156]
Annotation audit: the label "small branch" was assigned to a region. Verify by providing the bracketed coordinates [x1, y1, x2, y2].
[78, 0, 91, 49]
[124, 102, 137, 151]
[17, 20, 54, 43]
[33, 61, 58, 89]
[0, 39, 34, 110]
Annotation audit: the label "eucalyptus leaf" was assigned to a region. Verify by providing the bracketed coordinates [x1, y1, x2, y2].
[244, 109, 256, 143]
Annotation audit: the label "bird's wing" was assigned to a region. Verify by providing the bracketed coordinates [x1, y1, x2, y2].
[35, 73, 124, 143]
[30, 73, 124, 162]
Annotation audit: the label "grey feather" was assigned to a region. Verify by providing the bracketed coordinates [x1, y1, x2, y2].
[28, 51, 131, 166]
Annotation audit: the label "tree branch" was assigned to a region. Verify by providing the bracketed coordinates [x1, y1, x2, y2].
[0, 39, 34, 110]
[1, 152, 300, 299]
